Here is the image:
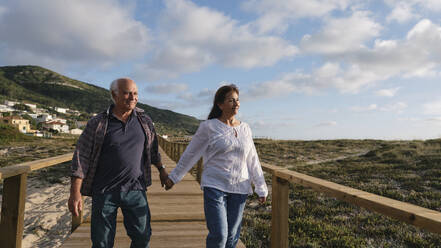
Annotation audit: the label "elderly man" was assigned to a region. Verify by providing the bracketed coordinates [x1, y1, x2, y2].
[68, 78, 167, 248]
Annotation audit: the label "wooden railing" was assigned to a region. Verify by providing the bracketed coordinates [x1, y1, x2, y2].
[157, 136, 203, 183]
[159, 137, 441, 248]
[0, 153, 73, 248]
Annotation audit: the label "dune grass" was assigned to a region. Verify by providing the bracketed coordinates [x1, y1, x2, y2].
[241, 139, 441, 247]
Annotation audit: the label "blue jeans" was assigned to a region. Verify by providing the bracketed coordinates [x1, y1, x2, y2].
[91, 190, 151, 248]
[203, 187, 248, 248]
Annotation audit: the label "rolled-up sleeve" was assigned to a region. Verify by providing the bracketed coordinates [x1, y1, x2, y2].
[169, 121, 209, 184]
[246, 126, 268, 197]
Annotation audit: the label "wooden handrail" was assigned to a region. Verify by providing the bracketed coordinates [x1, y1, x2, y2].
[0, 152, 73, 248]
[263, 163, 441, 235]
[161, 138, 441, 248]
[0, 153, 74, 180]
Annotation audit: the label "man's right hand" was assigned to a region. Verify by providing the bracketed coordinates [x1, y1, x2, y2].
[68, 191, 83, 217]
[68, 177, 83, 217]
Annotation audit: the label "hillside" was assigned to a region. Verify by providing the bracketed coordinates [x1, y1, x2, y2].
[0, 122, 37, 145]
[0, 65, 199, 135]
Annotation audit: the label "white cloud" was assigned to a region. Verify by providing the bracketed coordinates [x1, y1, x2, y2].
[300, 11, 382, 55]
[350, 104, 377, 112]
[425, 117, 441, 122]
[386, 2, 417, 23]
[137, 0, 297, 80]
[0, 6, 7, 17]
[375, 87, 400, 97]
[145, 83, 188, 94]
[246, 79, 298, 99]
[0, 0, 150, 69]
[379, 102, 407, 113]
[423, 100, 441, 115]
[385, 0, 441, 13]
[315, 121, 337, 127]
[249, 120, 296, 130]
[246, 61, 386, 98]
[295, 19, 441, 94]
[242, 0, 351, 34]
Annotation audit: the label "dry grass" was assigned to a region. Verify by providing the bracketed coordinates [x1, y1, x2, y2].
[241, 139, 441, 248]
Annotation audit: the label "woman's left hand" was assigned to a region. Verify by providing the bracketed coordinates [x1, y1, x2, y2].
[258, 196, 266, 204]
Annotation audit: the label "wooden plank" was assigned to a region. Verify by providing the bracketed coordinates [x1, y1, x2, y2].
[0, 153, 73, 179]
[261, 162, 282, 174]
[275, 169, 441, 235]
[271, 175, 289, 248]
[0, 166, 29, 181]
[0, 173, 27, 248]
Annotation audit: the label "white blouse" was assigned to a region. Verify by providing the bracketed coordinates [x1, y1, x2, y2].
[168, 118, 268, 197]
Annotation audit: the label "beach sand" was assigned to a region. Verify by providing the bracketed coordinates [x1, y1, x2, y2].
[19, 176, 92, 248]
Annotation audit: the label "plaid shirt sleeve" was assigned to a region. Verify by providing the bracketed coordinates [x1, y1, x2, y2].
[71, 118, 97, 178]
[146, 116, 161, 165]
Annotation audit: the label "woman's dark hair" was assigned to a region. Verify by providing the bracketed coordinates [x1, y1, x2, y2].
[207, 84, 239, 120]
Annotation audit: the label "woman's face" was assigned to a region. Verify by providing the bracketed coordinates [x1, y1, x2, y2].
[218, 91, 240, 117]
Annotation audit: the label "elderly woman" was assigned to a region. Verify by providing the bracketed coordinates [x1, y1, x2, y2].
[165, 84, 268, 248]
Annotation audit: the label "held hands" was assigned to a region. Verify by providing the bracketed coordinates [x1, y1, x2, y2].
[164, 177, 175, 190]
[158, 168, 174, 190]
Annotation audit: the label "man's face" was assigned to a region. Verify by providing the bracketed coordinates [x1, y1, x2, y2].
[113, 79, 138, 112]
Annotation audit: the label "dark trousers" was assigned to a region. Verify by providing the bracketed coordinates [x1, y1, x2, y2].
[91, 190, 151, 248]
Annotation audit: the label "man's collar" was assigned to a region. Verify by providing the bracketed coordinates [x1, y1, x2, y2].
[106, 104, 144, 117]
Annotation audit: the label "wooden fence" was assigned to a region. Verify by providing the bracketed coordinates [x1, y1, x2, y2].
[0, 153, 73, 248]
[158, 136, 441, 248]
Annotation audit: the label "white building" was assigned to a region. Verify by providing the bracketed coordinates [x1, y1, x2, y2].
[36, 114, 53, 123]
[53, 118, 67, 124]
[70, 128, 83, 135]
[0, 104, 14, 112]
[55, 107, 68, 114]
[24, 103, 37, 110]
[43, 120, 69, 133]
[28, 113, 39, 119]
[4, 100, 19, 107]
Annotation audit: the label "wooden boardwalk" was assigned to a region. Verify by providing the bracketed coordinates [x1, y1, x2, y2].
[61, 147, 246, 247]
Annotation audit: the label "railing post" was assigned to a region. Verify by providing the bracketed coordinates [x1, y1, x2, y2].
[177, 143, 183, 161]
[71, 196, 84, 232]
[166, 141, 170, 157]
[169, 142, 173, 160]
[0, 173, 28, 248]
[171, 143, 175, 162]
[174, 143, 178, 162]
[271, 175, 289, 248]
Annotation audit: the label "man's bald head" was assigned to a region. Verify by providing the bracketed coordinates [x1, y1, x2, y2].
[110, 78, 138, 112]
[110, 78, 136, 103]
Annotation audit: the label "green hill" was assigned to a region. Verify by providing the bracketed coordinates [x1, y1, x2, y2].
[0, 65, 200, 135]
[0, 123, 36, 145]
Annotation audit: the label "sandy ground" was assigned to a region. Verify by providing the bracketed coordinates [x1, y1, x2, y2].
[9, 176, 92, 248]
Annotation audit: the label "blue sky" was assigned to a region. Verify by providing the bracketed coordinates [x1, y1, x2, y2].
[1, 0, 441, 140]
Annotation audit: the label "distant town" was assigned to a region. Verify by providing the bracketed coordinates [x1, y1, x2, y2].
[0, 100, 95, 137]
